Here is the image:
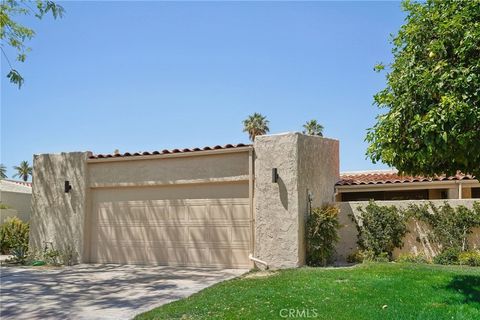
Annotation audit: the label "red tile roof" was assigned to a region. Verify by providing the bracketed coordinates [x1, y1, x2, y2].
[336, 171, 476, 186]
[3, 179, 32, 187]
[88, 143, 251, 159]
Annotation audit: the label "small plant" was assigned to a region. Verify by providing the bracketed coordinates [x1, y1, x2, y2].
[346, 251, 364, 263]
[396, 253, 430, 264]
[433, 248, 460, 265]
[306, 205, 340, 266]
[44, 248, 61, 266]
[11, 246, 28, 264]
[0, 217, 29, 255]
[0, 203, 11, 209]
[353, 201, 408, 260]
[458, 251, 480, 267]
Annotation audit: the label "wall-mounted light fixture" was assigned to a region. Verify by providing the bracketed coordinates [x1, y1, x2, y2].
[64, 181, 72, 193]
[272, 168, 279, 183]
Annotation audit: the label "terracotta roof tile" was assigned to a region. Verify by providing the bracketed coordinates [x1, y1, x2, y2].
[336, 170, 476, 186]
[89, 143, 251, 159]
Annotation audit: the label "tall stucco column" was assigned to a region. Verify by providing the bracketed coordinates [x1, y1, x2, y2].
[30, 152, 89, 263]
[253, 133, 339, 269]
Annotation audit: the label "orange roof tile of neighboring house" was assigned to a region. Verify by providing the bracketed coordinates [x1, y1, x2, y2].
[88, 143, 251, 159]
[336, 170, 476, 186]
[3, 179, 32, 187]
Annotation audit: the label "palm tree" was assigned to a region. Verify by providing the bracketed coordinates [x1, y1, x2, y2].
[303, 120, 324, 136]
[0, 164, 7, 179]
[13, 161, 32, 182]
[242, 113, 270, 142]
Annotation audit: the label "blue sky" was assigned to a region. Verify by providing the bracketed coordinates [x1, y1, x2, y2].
[1, 1, 406, 180]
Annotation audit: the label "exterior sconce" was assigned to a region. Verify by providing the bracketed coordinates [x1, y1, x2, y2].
[272, 168, 279, 183]
[65, 181, 72, 193]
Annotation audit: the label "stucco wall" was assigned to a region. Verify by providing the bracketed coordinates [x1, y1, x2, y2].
[297, 135, 340, 265]
[30, 152, 89, 263]
[254, 133, 339, 269]
[336, 199, 480, 262]
[88, 152, 249, 187]
[0, 192, 31, 221]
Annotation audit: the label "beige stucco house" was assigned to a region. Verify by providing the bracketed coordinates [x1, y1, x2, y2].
[0, 179, 32, 222]
[30, 133, 339, 269]
[29, 132, 479, 269]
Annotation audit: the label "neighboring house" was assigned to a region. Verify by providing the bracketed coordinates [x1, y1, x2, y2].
[336, 170, 480, 202]
[0, 179, 32, 222]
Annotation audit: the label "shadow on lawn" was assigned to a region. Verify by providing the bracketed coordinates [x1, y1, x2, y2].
[445, 275, 480, 304]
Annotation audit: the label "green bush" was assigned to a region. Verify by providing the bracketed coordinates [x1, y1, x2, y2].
[44, 248, 61, 266]
[306, 205, 340, 266]
[396, 253, 431, 264]
[346, 251, 363, 263]
[458, 251, 480, 267]
[406, 202, 480, 252]
[433, 248, 460, 265]
[0, 217, 29, 255]
[353, 201, 408, 260]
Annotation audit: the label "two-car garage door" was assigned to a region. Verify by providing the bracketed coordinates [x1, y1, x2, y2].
[89, 183, 252, 268]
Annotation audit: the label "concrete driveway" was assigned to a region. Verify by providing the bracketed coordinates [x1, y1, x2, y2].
[0, 264, 247, 320]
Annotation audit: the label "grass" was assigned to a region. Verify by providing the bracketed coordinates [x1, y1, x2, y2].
[135, 263, 480, 320]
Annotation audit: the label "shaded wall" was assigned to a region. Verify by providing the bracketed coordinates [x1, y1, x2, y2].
[254, 133, 339, 268]
[336, 199, 480, 262]
[0, 192, 31, 221]
[30, 152, 89, 263]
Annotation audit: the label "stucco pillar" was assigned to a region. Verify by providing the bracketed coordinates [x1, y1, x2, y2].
[253, 133, 339, 269]
[30, 152, 89, 263]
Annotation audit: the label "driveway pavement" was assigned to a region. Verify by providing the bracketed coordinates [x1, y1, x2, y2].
[0, 264, 247, 320]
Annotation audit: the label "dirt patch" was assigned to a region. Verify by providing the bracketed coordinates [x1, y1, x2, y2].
[244, 270, 279, 279]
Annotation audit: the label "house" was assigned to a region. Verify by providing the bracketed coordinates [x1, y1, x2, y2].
[336, 170, 480, 202]
[29, 132, 479, 269]
[0, 179, 32, 222]
[30, 133, 339, 269]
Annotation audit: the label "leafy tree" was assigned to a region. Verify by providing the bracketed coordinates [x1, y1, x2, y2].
[242, 113, 270, 142]
[302, 120, 324, 136]
[1, 0, 65, 88]
[12, 161, 32, 182]
[0, 164, 7, 179]
[367, 0, 480, 177]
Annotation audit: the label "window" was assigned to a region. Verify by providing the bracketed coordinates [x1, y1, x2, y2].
[473, 188, 480, 199]
[340, 189, 429, 202]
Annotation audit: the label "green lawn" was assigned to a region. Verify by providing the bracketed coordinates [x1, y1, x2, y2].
[135, 263, 480, 320]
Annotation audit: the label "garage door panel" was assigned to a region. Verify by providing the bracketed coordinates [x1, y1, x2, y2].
[98, 226, 187, 242]
[90, 188, 252, 268]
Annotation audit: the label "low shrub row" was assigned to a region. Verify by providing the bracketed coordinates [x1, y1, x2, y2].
[349, 201, 480, 266]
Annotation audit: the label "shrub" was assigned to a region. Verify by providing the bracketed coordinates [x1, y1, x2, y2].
[433, 248, 460, 265]
[458, 251, 480, 267]
[44, 248, 61, 266]
[353, 201, 408, 260]
[306, 205, 340, 266]
[346, 251, 363, 263]
[396, 253, 430, 264]
[406, 202, 480, 252]
[0, 217, 29, 255]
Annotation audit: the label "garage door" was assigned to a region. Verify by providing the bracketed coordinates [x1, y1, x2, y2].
[89, 184, 252, 268]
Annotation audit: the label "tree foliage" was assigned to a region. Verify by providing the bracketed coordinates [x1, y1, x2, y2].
[367, 0, 480, 177]
[1, 0, 64, 88]
[242, 112, 270, 142]
[0, 164, 7, 179]
[302, 119, 324, 136]
[12, 160, 32, 181]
